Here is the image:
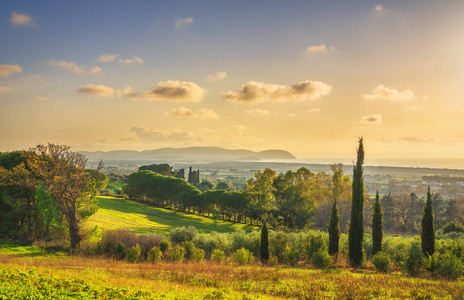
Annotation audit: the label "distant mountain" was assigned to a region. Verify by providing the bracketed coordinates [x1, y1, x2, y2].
[79, 146, 296, 162]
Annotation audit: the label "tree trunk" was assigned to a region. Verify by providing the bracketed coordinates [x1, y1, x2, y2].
[68, 213, 81, 250]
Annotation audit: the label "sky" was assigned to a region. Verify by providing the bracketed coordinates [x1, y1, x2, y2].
[1, 0, 464, 168]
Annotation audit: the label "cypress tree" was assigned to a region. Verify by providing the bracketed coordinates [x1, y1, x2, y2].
[421, 186, 435, 256]
[372, 190, 383, 256]
[328, 199, 340, 256]
[260, 221, 269, 263]
[349, 137, 365, 267]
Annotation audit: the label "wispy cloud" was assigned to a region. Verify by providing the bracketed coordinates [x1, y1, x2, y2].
[245, 108, 320, 117]
[224, 80, 331, 103]
[48, 59, 101, 75]
[206, 72, 227, 82]
[33, 95, 50, 103]
[175, 17, 193, 28]
[10, 12, 34, 26]
[245, 108, 271, 116]
[360, 114, 382, 124]
[119, 56, 143, 65]
[306, 44, 335, 53]
[362, 85, 416, 101]
[165, 107, 220, 119]
[76, 84, 114, 97]
[97, 54, 118, 62]
[401, 137, 433, 144]
[0, 64, 22, 77]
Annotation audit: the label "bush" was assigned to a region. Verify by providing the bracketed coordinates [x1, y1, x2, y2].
[402, 242, 424, 276]
[169, 226, 198, 244]
[191, 248, 205, 262]
[372, 251, 392, 273]
[168, 245, 185, 262]
[147, 246, 162, 263]
[211, 249, 226, 263]
[234, 248, 254, 265]
[270, 231, 288, 263]
[284, 246, 300, 266]
[126, 244, 141, 263]
[304, 235, 326, 262]
[311, 250, 332, 269]
[437, 253, 464, 280]
[443, 221, 464, 234]
[182, 241, 196, 261]
[115, 242, 126, 260]
[158, 239, 172, 254]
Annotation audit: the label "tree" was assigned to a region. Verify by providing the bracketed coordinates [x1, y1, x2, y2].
[216, 181, 230, 190]
[197, 180, 214, 192]
[175, 168, 185, 179]
[328, 165, 341, 256]
[372, 191, 383, 256]
[421, 186, 435, 256]
[188, 167, 200, 186]
[260, 221, 269, 263]
[139, 163, 173, 176]
[86, 168, 108, 192]
[349, 137, 365, 267]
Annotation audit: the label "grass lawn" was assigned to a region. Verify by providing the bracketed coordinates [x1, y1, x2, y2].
[84, 196, 254, 237]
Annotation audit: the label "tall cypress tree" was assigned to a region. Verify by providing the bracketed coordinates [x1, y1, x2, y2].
[349, 137, 365, 267]
[260, 221, 269, 263]
[328, 199, 340, 256]
[421, 186, 435, 256]
[372, 191, 383, 256]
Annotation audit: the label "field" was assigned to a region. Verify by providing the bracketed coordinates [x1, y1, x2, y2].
[84, 196, 254, 237]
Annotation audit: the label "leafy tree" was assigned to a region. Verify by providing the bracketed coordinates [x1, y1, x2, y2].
[328, 165, 341, 256]
[175, 168, 185, 179]
[139, 163, 173, 176]
[216, 181, 230, 190]
[260, 221, 269, 263]
[349, 137, 365, 267]
[381, 193, 394, 231]
[197, 180, 214, 192]
[372, 191, 383, 256]
[188, 167, 200, 186]
[86, 168, 108, 192]
[246, 168, 276, 221]
[421, 186, 435, 256]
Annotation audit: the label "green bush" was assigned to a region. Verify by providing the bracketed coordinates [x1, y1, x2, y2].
[169, 226, 198, 244]
[211, 249, 226, 263]
[402, 242, 424, 276]
[284, 246, 300, 266]
[168, 245, 185, 262]
[147, 246, 162, 263]
[304, 235, 326, 262]
[443, 221, 464, 234]
[437, 253, 464, 280]
[372, 251, 392, 273]
[115, 242, 126, 260]
[126, 244, 141, 263]
[311, 250, 332, 269]
[158, 239, 171, 254]
[191, 248, 205, 262]
[234, 248, 254, 265]
[270, 231, 288, 263]
[182, 241, 196, 260]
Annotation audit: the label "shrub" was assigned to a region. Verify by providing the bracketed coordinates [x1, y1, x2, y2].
[304, 235, 326, 262]
[100, 229, 138, 256]
[402, 242, 424, 276]
[211, 249, 226, 263]
[182, 241, 196, 261]
[126, 244, 141, 263]
[437, 253, 464, 280]
[191, 248, 205, 262]
[270, 231, 288, 263]
[115, 242, 126, 260]
[234, 248, 254, 265]
[158, 239, 172, 254]
[372, 251, 392, 273]
[147, 246, 162, 263]
[284, 246, 300, 266]
[169, 226, 198, 244]
[311, 250, 332, 269]
[168, 245, 185, 262]
[443, 221, 464, 234]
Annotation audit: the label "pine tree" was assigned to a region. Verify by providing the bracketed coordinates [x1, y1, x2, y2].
[260, 221, 269, 263]
[349, 137, 365, 267]
[372, 190, 383, 256]
[328, 199, 340, 256]
[421, 186, 435, 256]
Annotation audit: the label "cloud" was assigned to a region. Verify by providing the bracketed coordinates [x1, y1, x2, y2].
[11, 12, 34, 26]
[362, 85, 416, 101]
[144, 80, 205, 102]
[207, 72, 227, 82]
[175, 17, 193, 28]
[0, 64, 22, 77]
[48, 59, 101, 75]
[285, 109, 321, 117]
[130, 127, 198, 144]
[245, 108, 271, 116]
[0, 86, 13, 93]
[76, 84, 115, 97]
[119, 56, 143, 64]
[374, 4, 384, 12]
[116, 86, 139, 99]
[401, 137, 433, 144]
[224, 80, 331, 103]
[306, 44, 335, 53]
[97, 54, 118, 62]
[360, 114, 382, 124]
[165, 107, 220, 119]
[33, 95, 50, 103]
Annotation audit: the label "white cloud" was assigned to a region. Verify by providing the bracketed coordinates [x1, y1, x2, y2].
[76, 84, 114, 97]
[11, 12, 34, 26]
[48, 59, 101, 75]
[306, 44, 335, 53]
[0, 64, 22, 77]
[144, 80, 205, 103]
[362, 85, 416, 101]
[119, 56, 143, 65]
[224, 80, 331, 103]
[245, 108, 271, 116]
[165, 107, 220, 119]
[0, 86, 13, 93]
[116, 86, 139, 99]
[207, 72, 227, 82]
[33, 95, 50, 103]
[97, 54, 118, 62]
[360, 114, 382, 124]
[175, 17, 194, 28]
[89, 66, 102, 74]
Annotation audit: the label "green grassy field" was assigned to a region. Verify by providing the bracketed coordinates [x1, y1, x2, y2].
[84, 196, 254, 237]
